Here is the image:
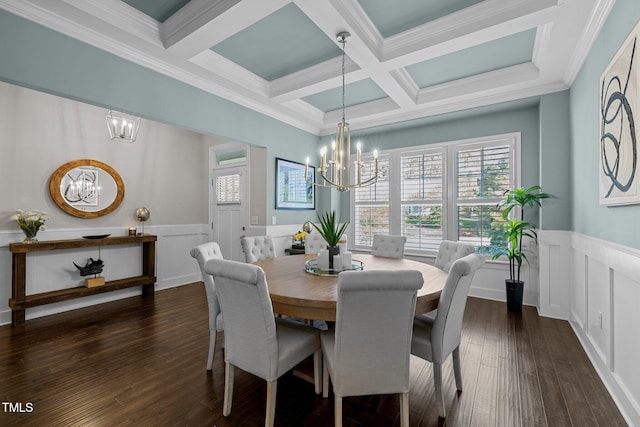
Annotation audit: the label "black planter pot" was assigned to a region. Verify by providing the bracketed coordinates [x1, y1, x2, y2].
[328, 245, 340, 270]
[505, 280, 524, 313]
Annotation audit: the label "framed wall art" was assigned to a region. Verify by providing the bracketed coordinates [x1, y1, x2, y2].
[275, 157, 315, 210]
[600, 19, 640, 206]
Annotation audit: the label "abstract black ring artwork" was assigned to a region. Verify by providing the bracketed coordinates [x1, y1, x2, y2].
[600, 21, 640, 206]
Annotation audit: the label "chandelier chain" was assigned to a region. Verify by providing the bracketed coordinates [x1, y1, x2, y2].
[341, 37, 346, 123]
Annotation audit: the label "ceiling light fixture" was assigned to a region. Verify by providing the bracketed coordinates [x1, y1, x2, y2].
[306, 31, 378, 192]
[105, 110, 140, 143]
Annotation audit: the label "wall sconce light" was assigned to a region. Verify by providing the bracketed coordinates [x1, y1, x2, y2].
[106, 110, 140, 143]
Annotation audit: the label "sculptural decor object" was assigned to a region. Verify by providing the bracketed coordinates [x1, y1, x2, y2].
[136, 207, 150, 235]
[73, 258, 104, 277]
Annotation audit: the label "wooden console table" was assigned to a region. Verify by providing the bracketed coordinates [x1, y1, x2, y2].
[9, 235, 157, 328]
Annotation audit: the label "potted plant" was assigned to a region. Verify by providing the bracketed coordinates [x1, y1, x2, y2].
[312, 210, 348, 269]
[491, 185, 551, 312]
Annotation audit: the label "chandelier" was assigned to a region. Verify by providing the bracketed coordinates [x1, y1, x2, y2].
[305, 31, 378, 192]
[105, 110, 141, 143]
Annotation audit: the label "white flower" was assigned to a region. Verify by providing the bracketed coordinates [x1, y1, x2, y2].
[9, 208, 50, 237]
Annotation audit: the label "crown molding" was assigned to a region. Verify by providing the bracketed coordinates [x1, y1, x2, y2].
[323, 97, 400, 126]
[190, 50, 269, 97]
[319, 80, 568, 135]
[416, 63, 540, 105]
[382, 0, 558, 63]
[161, 0, 240, 49]
[327, 0, 383, 60]
[390, 68, 419, 103]
[269, 56, 361, 101]
[282, 99, 325, 123]
[62, 0, 161, 45]
[562, 0, 616, 86]
[532, 23, 554, 70]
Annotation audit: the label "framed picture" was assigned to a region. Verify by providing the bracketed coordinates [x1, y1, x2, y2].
[275, 157, 315, 210]
[599, 19, 640, 206]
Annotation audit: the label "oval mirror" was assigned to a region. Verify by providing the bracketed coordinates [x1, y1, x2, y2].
[49, 159, 125, 218]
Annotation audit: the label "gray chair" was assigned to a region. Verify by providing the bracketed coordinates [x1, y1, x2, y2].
[304, 233, 327, 254]
[190, 242, 225, 371]
[411, 253, 485, 418]
[204, 258, 321, 427]
[434, 240, 475, 273]
[240, 235, 276, 262]
[321, 270, 424, 427]
[371, 234, 407, 258]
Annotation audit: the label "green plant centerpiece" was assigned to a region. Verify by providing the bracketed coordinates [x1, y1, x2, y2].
[311, 210, 348, 269]
[491, 185, 551, 312]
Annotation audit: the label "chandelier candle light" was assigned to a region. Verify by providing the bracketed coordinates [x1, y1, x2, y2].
[305, 31, 378, 192]
[105, 110, 141, 143]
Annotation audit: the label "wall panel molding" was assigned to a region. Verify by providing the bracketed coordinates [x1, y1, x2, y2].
[543, 231, 640, 426]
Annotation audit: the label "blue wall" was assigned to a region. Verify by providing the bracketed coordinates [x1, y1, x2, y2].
[540, 91, 572, 230]
[0, 10, 319, 226]
[570, 0, 640, 248]
[322, 97, 572, 230]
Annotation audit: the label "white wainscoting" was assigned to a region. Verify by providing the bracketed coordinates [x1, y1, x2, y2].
[539, 230, 640, 426]
[0, 224, 209, 326]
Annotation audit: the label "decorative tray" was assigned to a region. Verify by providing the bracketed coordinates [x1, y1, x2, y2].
[82, 234, 111, 239]
[304, 258, 364, 277]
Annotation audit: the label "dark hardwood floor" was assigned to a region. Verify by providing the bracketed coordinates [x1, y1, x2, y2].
[0, 283, 627, 426]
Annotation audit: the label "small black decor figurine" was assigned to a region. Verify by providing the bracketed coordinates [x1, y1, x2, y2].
[73, 258, 104, 277]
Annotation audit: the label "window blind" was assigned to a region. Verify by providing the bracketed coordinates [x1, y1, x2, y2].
[216, 174, 240, 204]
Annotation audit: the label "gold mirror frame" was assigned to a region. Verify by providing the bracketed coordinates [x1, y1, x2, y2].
[49, 159, 125, 219]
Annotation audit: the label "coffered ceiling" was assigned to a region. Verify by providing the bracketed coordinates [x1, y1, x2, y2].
[0, 0, 614, 135]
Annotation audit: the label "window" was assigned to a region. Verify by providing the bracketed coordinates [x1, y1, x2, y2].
[351, 133, 519, 254]
[216, 174, 241, 204]
[353, 157, 390, 246]
[401, 149, 444, 252]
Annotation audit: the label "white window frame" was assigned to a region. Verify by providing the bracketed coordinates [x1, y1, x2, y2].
[350, 132, 521, 256]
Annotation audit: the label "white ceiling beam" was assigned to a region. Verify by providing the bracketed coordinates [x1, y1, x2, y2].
[162, 0, 290, 59]
[295, 0, 415, 110]
[416, 63, 540, 105]
[323, 97, 400, 127]
[269, 56, 364, 102]
[382, 0, 559, 67]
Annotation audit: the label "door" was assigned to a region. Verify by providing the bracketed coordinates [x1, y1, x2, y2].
[211, 166, 247, 261]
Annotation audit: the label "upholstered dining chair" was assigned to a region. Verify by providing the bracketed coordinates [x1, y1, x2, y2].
[371, 234, 407, 258]
[411, 253, 485, 418]
[422, 240, 477, 321]
[304, 233, 327, 254]
[434, 240, 475, 273]
[204, 258, 321, 427]
[240, 235, 276, 263]
[190, 242, 225, 371]
[321, 269, 424, 427]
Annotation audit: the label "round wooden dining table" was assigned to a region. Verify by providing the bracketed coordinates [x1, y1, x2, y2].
[253, 253, 448, 321]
